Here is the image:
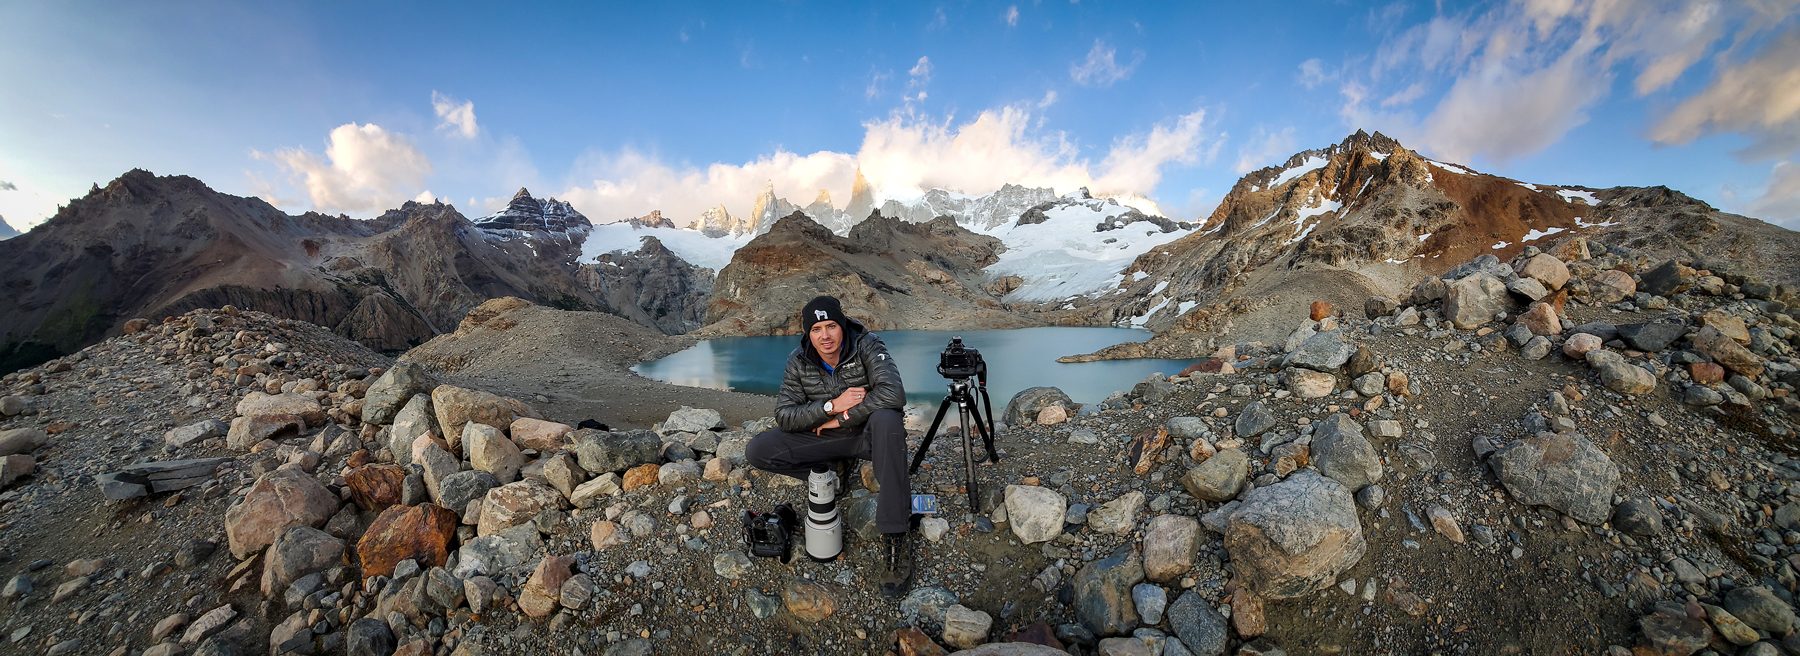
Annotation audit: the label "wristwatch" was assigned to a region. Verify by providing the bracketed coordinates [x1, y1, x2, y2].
[824, 400, 834, 413]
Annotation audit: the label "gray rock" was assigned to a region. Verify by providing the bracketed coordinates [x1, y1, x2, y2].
[1223, 471, 1366, 599]
[1612, 498, 1665, 536]
[400, 473, 428, 506]
[1132, 584, 1167, 625]
[1166, 417, 1206, 441]
[437, 471, 499, 516]
[1005, 485, 1067, 544]
[387, 394, 436, 467]
[1445, 273, 1510, 330]
[1684, 385, 1724, 406]
[1521, 336, 1552, 360]
[96, 457, 231, 500]
[1355, 484, 1386, 510]
[1506, 277, 1549, 301]
[901, 586, 960, 629]
[1134, 373, 1175, 404]
[843, 495, 880, 541]
[0, 428, 48, 457]
[1570, 322, 1620, 341]
[1503, 322, 1536, 347]
[344, 618, 393, 656]
[1141, 515, 1201, 583]
[1638, 260, 1695, 296]
[1235, 402, 1277, 438]
[604, 639, 654, 656]
[744, 588, 781, 619]
[1618, 322, 1686, 352]
[1089, 491, 1145, 535]
[713, 551, 753, 580]
[453, 524, 543, 578]
[1309, 414, 1382, 491]
[1351, 373, 1384, 397]
[663, 406, 725, 434]
[1283, 331, 1354, 372]
[265, 526, 345, 600]
[1166, 591, 1228, 656]
[362, 363, 437, 426]
[572, 431, 663, 473]
[1724, 586, 1797, 634]
[166, 420, 229, 448]
[1075, 546, 1145, 636]
[1489, 433, 1619, 524]
[1004, 387, 1076, 427]
[1181, 449, 1248, 502]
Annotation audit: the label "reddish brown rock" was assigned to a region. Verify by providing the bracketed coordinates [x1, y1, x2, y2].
[1689, 362, 1726, 385]
[1699, 311, 1751, 345]
[509, 418, 574, 452]
[1693, 326, 1764, 377]
[1517, 302, 1562, 336]
[356, 504, 460, 578]
[1309, 301, 1334, 321]
[590, 521, 625, 549]
[1005, 622, 1064, 650]
[1126, 427, 1170, 476]
[123, 318, 150, 334]
[622, 464, 660, 492]
[520, 555, 574, 618]
[224, 468, 339, 558]
[1178, 359, 1235, 377]
[346, 449, 374, 468]
[345, 464, 407, 512]
[1231, 585, 1266, 638]
[1593, 269, 1636, 303]
[784, 580, 838, 623]
[896, 627, 950, 656]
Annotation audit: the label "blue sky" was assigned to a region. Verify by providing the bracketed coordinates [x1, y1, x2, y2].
[3, 0, 1798, 232]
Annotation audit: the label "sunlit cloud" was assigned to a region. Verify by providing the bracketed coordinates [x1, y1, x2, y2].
[1070, 40, 1141, 87]
[256, 123, 433, 215]
[431, 91, 478, 139]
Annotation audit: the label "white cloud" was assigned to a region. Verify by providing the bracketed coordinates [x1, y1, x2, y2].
[257, 123, 433, 216]
[865, 68, 890, 100]
[1036, 90, 1058, 109]
[1233, 126, 1298, 174]
[1005, 5, 1019, 26]
[1296, 58, 1331, 89]
[559, 102, 1216, 223]
[1070, 40, 1141, 87]
[929, 7, 947, 29]
[431, 92, 478, 139]
[1380, 82, 1428, 107]
[1746, 160, 1800, 229]
[909, 56, 933, 82]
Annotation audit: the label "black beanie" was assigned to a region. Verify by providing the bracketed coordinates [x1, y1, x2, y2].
[801, 295, 850, 333]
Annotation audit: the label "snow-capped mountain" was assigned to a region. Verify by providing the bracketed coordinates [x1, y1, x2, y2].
[473, 188, 592, 233]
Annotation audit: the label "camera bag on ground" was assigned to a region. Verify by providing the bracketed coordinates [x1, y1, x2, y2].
[742, 503, 799, 563]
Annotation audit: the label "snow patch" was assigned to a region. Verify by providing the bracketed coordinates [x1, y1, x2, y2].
[1367, 151, 1387, 161]
[1417, 232, 1433, 242]
[1430, 160, 1477, 176]
[1574, 216, 1618, 228]
[1516, 182, 1540, 192]
[1521, 226, 1567, 242]
[582, 223, 749, 270]
[1149, 281, 1168, 296]
[1131, 297, 1171, 327]
[1268, 155, 1328, 190]
[1131, 271, 1149, 281]
[1556, 189, 1599, 205]
[1176, 300, 1196, 316]
[1491, 241, 1511, 250]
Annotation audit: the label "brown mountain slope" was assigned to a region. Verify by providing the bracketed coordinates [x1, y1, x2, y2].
[0, 170, 605, 373]
[699, 211, 1040, 335]
[1055, 130, 1800, 359]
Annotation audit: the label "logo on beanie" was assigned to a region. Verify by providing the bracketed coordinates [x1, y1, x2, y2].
[814, 310, 829, 321]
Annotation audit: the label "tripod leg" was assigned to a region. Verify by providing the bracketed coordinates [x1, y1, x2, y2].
[909, 397, 956, 474]
[969, 402, 998, 465]
[959, 403, 979, 511]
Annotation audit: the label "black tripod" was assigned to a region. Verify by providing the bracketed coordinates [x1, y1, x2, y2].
[909, 366, 999, 510]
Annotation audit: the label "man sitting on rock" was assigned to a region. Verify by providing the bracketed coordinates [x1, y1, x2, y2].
[746, 295, 915, 595]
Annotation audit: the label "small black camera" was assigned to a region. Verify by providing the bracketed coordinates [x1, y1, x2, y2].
[937, 336, 986, 381]
[743, 503, 798, 562]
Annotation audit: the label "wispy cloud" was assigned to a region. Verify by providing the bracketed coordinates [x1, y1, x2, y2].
[1296, 58, 1333, 89]
[1649, 30, 1800, 160]
[906, 56, 933, 104]
[1070, 40, 1142, 87]
[256, 123, 433, 215]
[929, 7, 947, 30]
[0, 181, 16, 191]
[1005, 5, 1019, 26]
[431, 91, 478, 139]
[1233, 126, 1298, 174]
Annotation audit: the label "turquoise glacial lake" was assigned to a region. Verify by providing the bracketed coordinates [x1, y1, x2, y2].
[633, 327, 1202, 411]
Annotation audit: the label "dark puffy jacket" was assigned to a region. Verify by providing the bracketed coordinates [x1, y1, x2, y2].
[774, 318, 906, 434]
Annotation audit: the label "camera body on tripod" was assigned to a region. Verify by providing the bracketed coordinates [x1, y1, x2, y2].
[937, 336, 985, 380]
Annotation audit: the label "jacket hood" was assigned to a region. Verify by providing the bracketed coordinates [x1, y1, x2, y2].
[799, 316, 867, 369]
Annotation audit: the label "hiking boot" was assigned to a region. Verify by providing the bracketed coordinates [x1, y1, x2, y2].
[879, 531, 914, 597]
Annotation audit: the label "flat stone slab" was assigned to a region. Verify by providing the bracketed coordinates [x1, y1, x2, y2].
[97, 458, 231, 500]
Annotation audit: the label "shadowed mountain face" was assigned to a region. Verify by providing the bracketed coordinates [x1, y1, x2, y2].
[0, 170, 606, 373]
[576, 236, 715, 334]
[700, 211, 1039, 336]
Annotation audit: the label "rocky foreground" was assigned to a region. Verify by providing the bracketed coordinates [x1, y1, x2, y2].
[1, 237, 1799, 656]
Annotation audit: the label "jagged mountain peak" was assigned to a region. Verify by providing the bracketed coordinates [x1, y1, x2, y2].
[474, 188, 592, 233]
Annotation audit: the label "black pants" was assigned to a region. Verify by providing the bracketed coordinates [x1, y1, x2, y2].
[746, 408, 911, 534]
